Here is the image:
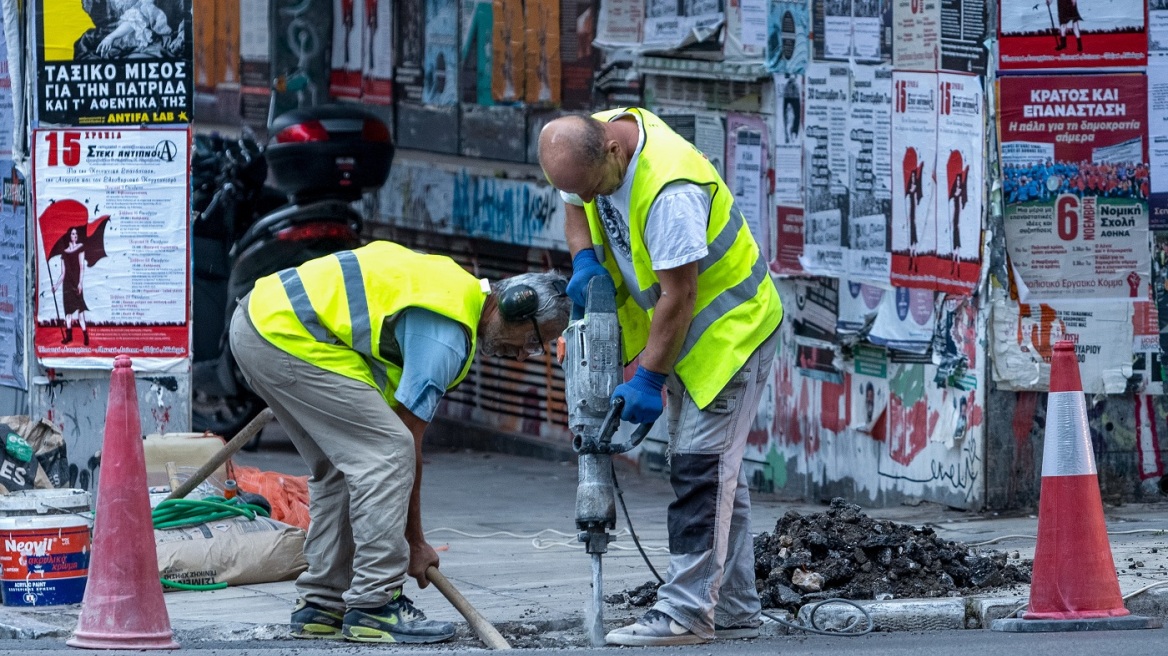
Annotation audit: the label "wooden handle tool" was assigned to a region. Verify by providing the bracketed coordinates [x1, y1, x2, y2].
[426, 565, 512, 650]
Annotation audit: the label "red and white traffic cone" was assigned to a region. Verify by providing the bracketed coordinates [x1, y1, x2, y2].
[993, 341, 1160, 632]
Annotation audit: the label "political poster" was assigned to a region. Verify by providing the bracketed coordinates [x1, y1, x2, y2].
[802, 62, 850, 276]
[0, 163, 26, 390]
[772, 205, 805, 274]
[893, 0, 940, 70]
[33, 128, 189, 370]
[766, 0, 810, 74]
[891, 71, 938, 289]
[852, 0, 891, 63]
[1154, 0, 1168, 53]
[812, 0, 853, 61]
[869, 286, 936, 354]
[727, 113, 770, 252]
[998, 0, 1147, 71]
[36, 0, 193, 126]
[774, 73, 804, 205]
[642, 0, 724, 52]
[989, 288, 1134, 393]
[329, 0, 365, 98]
[1150, 58, 1168, 230]
[838, 278, 887, 333]
[941, 0, 988, 73]
[593, 0, 644, 49]
[934, 72, 984, 295]
[361, 0, 393, 104]
[793, 277, 842, 383]
[847, 65, 892, 285]
[851, 344, 889, 436]
[999, 74, 1150, 303]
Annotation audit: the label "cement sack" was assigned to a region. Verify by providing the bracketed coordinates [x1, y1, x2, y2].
[156, 515, 307, 587]
[0, 415, 68, 491]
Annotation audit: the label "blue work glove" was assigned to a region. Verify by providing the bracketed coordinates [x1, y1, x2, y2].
[566, 249, 612, 309]
[612, 366, 667, 425]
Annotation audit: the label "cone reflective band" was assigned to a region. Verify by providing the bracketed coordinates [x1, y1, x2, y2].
[1025, 341, 1127, 621]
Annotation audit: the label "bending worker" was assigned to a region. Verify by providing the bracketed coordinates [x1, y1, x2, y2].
[229, 240, 571, 644]
[539, 108, 782, 647]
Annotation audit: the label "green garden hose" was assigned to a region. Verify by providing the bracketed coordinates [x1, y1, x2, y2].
[152, 496, 270, 591]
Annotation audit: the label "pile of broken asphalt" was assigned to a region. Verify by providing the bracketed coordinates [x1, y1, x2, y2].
[2, 447, 1167, 647]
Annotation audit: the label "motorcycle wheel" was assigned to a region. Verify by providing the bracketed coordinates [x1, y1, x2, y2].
[191, 390, 266, 451]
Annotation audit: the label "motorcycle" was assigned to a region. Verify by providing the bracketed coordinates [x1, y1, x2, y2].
[191, 105, 395, 442]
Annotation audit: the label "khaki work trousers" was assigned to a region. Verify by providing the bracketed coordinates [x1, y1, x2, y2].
[229, 302, 414, 611]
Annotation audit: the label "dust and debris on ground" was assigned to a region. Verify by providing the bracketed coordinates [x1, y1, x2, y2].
[606, 498, 1032, 613]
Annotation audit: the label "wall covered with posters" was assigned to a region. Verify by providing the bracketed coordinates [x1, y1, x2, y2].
[189, 0, 1168, 508]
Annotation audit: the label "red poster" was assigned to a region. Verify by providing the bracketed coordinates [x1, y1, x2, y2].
[771, 205, 805, 275]
[998, 0, 1147, 71]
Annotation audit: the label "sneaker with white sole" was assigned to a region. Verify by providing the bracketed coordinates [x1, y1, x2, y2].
[605, 609, 707, 646]
[289, 598, 344, 640]
[714, 621, 761, 639]
[341, 589, 455, 643]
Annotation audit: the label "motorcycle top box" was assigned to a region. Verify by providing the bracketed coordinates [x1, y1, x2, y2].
[266, 105, 394, 201]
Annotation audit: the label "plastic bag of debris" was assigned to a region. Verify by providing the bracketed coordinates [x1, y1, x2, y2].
[156, 515, 307, 587]
[0, 416, 69, 492]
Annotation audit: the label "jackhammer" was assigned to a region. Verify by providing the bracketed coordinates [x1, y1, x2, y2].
[562, 276, 653, 647]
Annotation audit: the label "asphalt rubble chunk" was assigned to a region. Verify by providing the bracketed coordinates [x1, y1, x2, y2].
[607, 498, 1032, 614]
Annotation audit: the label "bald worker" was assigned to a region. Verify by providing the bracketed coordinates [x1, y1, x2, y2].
[539, 109, 782, 646]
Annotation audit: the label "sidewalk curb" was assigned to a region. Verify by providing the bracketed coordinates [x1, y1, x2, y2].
[0, 608, 72, 640]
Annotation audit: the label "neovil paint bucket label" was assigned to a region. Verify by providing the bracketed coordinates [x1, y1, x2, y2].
[0, 523, 91, 606]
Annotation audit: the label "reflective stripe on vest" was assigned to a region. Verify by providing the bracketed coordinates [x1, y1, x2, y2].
[679, 250, 771, 363]
[278, 269, 329, 342]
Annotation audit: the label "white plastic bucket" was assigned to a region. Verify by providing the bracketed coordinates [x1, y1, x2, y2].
[0, 489, 92, 606]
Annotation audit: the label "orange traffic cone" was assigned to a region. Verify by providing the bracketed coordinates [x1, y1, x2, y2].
[992, 341, 1159, 632]
[67, 356, 179, 650]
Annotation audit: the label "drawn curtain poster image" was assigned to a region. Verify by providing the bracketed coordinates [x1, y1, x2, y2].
[893, 0, 940, 70]
[891, 70, 938, 289]
[329, 0, 364, 98]
[847, 65, 892, 284]
[998, 0, 1147, 70]
[934, 72, 983, 295]
[361, 0, 393, 104]
[999, 74, 1150, 303]
[33, 128, 189, 369]
[801, 62, 850, 277]
[0, 164, 26, 390]
[36, 0, 193, 125]
[766, 0, 810, 74]
[727, 113, 769, 254]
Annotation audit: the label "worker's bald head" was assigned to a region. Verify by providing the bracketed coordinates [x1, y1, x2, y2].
[538, 115, 609, 192]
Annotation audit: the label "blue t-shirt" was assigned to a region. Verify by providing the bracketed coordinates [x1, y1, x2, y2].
[392, 308, 470, 422]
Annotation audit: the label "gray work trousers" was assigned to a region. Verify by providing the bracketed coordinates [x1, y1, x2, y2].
[229, 302, 414, 611]
[653, 329, 778, 639]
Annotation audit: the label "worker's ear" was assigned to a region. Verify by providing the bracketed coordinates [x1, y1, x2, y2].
[498, 284, 540, 322]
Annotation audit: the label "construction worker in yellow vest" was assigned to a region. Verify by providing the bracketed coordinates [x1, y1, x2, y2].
[229, 240, 570, 644]
[539, 108, 782, 646]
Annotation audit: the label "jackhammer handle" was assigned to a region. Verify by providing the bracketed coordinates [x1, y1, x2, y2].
[426, 566, 512, 650]
[612, 420, 654, 454]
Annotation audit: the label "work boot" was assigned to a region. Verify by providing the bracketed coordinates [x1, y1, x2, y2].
[341, 589, 455, 643]
[1076, 37, 1083, 52]
[714, 619, 761, 640]
[605, 609, 707, 646]
[289, 598, 343, 639]
[82, 330, 89, 346]
[61, 328, 72, 344]
[1055, 35, 1065, 51]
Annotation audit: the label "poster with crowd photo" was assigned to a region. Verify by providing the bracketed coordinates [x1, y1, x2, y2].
[793, 277, 842, 383]
[643, 0, 724, 52]
[329, 0, 364, 98]
[361, 0, 393, 103]
[869, 286, 936, 354]
[998, 0, 1147, 71]
[35, 0, 193, 126]
[999, 74, 1150, 303]
[1150, 58, 1168, 230]
[802, 62, 850, 276]
[934, 72, 984, 295]
[0, 163, 26, 390]
[847, 65, 892, 284]
[893, 0, 940, 70]
[890, 71, 938, 289]
[941, 0, 988, 73]
[766, 0, 810, 74]
[727, 113, 770, 253]
[33, 128, 189, 370]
